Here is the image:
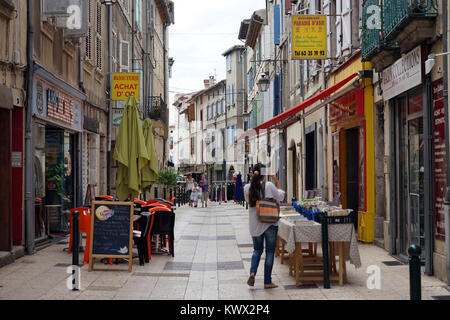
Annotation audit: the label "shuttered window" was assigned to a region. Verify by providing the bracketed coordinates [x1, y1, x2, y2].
[342, 0, 352, 53]
[323, 0, 331, 67]
[335, 0, 342, 58]
[120, 40, 130, 71]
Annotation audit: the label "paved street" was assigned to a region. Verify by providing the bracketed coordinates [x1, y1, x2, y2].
[0, 202, 448, 300]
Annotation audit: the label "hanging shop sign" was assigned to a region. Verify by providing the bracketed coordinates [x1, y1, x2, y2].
[381, 46, 422, 101]
[292, 15, 327, 60]
[112, 108, 124, 128]
[112, 73, 141, 100]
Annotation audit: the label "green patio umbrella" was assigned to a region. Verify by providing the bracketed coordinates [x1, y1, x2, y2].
[113, 95, 149, 201]
[141, 118, 158, 192]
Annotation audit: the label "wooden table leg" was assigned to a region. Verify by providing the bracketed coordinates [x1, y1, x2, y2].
[275, 236, 280, 257]
[281, 240, 286, 264]
[338, 242, 345, 286]
[295, 242, 302, 286]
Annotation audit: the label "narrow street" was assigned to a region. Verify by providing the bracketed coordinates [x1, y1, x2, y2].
[0, 202, 447, 300]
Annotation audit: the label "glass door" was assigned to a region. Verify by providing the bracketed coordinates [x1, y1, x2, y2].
[397, 87, 425, 259]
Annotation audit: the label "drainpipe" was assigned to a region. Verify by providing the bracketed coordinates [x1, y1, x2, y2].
[25, 0, 35, 254]
[443, 0, 450, 286]
[163, 22, 168, 165]
[106, 3, 113, 195]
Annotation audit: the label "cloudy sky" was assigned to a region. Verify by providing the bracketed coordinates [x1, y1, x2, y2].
[168, 0, 266, 123]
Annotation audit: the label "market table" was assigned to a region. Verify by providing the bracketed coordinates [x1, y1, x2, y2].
[278, 218, 361, 286]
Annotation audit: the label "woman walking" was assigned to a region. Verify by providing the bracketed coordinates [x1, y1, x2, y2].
[186, 174, 194, 207]
[244, 164, 285, 289]
[199, 174, 209, 208]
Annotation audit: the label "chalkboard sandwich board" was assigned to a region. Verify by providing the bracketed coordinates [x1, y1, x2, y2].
[89, 201, 134, 272]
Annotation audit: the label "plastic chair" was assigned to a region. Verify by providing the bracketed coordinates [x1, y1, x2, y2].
[95, 195, 114, 201]
[68, 207, 92, 264]
[133, 209, 155, 266]
[150, 207, 175, 257]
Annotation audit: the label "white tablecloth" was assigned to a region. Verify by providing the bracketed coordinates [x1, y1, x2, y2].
[278, 218, 361, 268]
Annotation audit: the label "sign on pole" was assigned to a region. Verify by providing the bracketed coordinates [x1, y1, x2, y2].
[292, 15, 327, 60]
[112, 73, 141, 100]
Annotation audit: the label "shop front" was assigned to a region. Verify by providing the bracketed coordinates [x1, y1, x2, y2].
[328, 56, 375, 243]
[383, 45, 438, 273]
[31, 65, 85, 243]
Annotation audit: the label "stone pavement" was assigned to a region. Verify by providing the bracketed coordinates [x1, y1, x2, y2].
[0, 202, 449, 300]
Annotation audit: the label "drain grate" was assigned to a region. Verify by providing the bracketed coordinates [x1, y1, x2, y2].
[432, 295, 450, 300]
[382, 261, 404, 266]
[283, 283, 318, 290]
[238, 244, 254, 248]
[86, 286, 120, 292]
[133, 272, 190, 278]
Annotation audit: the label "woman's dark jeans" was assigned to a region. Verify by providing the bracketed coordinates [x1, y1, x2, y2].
[250, 225, 278, 285]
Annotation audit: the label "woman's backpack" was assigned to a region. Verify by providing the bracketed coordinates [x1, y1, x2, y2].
[256, 182, 280, 224]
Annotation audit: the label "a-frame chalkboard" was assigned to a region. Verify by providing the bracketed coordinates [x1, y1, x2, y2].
[88, 201, 134, 272]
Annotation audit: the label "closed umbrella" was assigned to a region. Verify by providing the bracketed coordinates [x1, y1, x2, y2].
[141, 119, 158, 192]
[113, 95, 149, 201]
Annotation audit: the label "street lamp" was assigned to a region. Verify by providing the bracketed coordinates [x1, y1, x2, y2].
[425, 52, 450, 74]
[257, 73, 270, 92]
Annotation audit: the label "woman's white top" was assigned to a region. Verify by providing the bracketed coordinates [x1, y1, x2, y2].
[186, 178, 194, 191]
[243, 181, 286, 237]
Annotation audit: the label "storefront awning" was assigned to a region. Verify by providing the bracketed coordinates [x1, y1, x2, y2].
[253, 73, 359, 132]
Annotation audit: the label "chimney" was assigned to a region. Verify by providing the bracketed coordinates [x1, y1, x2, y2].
[204, 75, 216, 89]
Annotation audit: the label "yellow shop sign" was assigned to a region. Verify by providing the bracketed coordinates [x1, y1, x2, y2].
[112, 73, 140, 100]
[292, 15, 327, 60]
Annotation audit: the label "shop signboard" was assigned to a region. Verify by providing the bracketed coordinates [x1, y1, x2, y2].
[432, 78, 446, 240]
[292, 15, 327, 60]
[112, 73, 141, 100]
[33, 77, 82, 132]
[89, 201, 134, 272]
[381, 46, 422, 101]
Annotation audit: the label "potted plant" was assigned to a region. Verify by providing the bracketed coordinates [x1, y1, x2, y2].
[156, 168, 178, 200]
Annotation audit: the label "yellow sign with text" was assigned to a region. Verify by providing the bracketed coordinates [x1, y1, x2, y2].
[292, 15, 327, 60]
[112, 73, 140, 100]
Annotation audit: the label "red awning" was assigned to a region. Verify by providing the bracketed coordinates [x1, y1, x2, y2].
[253, 73, 359, 132]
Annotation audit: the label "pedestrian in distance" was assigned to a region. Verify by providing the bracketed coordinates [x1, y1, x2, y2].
[186, 174, 194, 207]
[244, 163, 285, 289]
[190, 182, 201, 208]
[199, 174, 209, 208]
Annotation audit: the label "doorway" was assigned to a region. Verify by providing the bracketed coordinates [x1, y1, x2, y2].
[395, 87, 425, 260]
[305, 129, 316, 191]
[345, 128, 359, 230]
[290, 142, 299, 200]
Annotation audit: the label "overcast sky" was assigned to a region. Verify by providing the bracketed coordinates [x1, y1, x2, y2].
[168, 0, 266, 123]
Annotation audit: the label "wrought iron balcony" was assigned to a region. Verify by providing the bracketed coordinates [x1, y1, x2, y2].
[361, 0, 438, 72]
[384, 0, 438, 42]
[145, 96, 167, 123]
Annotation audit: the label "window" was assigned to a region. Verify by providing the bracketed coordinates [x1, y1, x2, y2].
[135, 0, 142, 32]
[120, 40, 130, 71]
[248, 68, 253, 94]
[190, 137, 195, 155]
[232, 84, 235, 105]
[227, 54, 232, 72]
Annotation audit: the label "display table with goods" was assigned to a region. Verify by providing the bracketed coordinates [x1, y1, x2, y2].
[277, 203, 361, 286]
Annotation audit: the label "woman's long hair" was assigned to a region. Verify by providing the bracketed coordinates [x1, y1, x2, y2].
[249, 164, 264, 207]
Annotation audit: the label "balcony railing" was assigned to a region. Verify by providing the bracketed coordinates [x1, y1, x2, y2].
[384, 0, 438, 41]
[145, 96, 167, 123]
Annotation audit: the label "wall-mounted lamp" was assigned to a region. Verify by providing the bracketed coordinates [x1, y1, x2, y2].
[100, 0, 118, 5]
[257, 73, 270, 92]
[426, 52, 450, 75]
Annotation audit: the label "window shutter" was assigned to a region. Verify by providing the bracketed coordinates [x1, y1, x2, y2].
[86, 26, 92, 60]
[323, 0, 331, 67]
[335, 0, 342, 58]
[120, 40, 130, 70]
[285, 0, 293, 15]
[96, 36, 102, 69]
[342, 0, 351, 52]
[274, 4, 280, 45]
[97, 3, 102, 35]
